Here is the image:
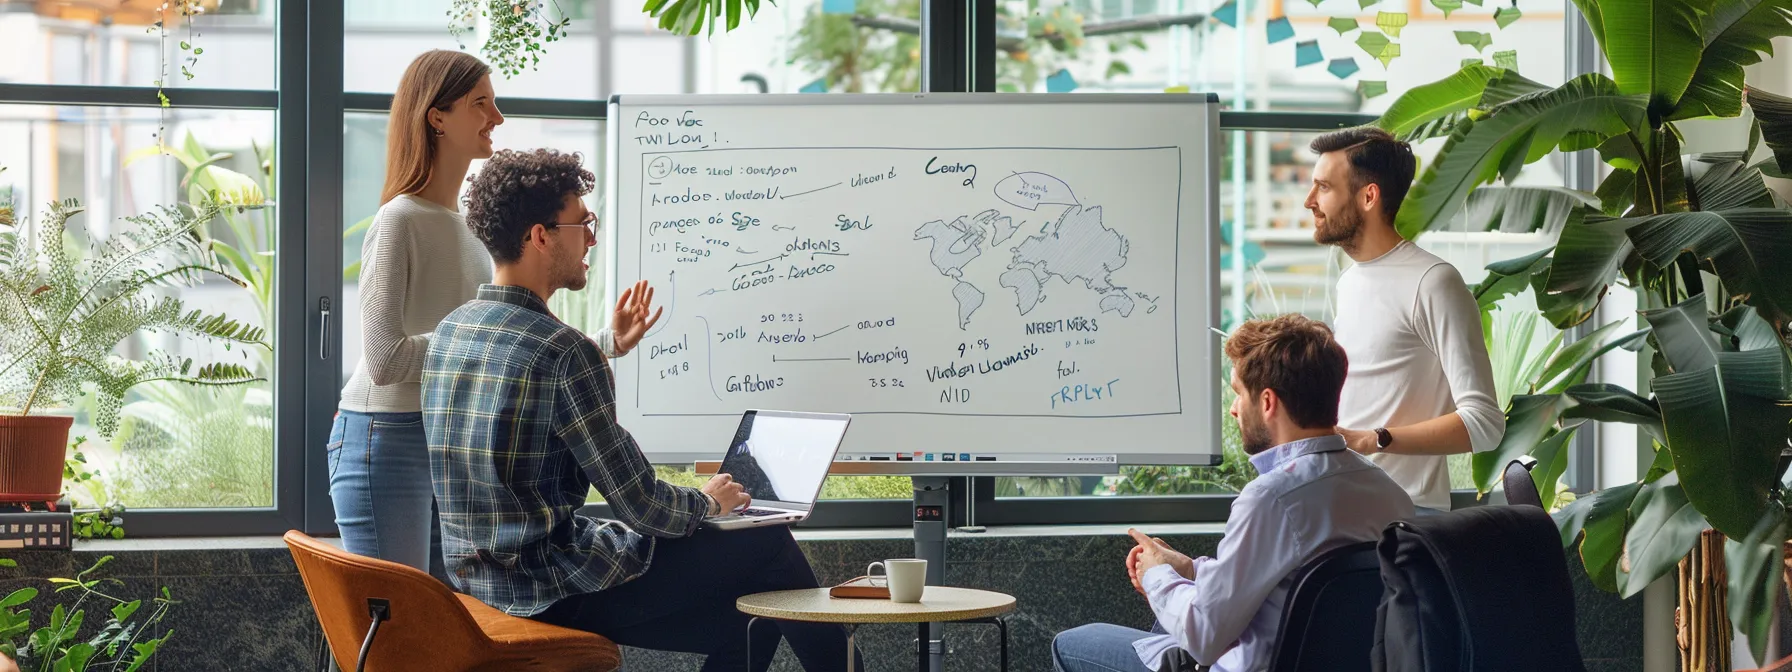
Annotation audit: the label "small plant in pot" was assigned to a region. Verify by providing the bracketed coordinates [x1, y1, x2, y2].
[0, 194, 267, 503]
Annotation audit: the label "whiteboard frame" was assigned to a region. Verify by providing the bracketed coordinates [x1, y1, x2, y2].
[604, 93, 1224, 471]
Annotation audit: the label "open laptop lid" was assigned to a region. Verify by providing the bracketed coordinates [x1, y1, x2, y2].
[717, 410, 852, 513]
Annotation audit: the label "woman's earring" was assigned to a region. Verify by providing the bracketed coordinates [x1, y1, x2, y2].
[433, 127, 445, 137]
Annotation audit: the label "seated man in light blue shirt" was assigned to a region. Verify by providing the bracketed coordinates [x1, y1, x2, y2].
[1053, 314, 1413, 672]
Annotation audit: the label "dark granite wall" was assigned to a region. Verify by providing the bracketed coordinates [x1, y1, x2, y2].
[0, 530, 1642, 671]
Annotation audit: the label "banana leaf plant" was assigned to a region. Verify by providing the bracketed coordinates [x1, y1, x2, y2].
[1373, 0, 1792, 658]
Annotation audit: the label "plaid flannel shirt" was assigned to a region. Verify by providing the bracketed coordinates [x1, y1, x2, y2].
[422, 284, 708, 617]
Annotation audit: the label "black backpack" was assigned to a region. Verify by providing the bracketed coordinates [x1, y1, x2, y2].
[1371, 505, 1586, 672]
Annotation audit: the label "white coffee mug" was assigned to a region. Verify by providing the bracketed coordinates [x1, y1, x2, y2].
[867, 559, 927, 603]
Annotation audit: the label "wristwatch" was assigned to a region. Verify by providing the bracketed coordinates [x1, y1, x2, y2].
[1374, 427, 1394, 451]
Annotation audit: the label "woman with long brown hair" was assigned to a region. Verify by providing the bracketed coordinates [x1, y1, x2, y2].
[329, 50, 659, 576]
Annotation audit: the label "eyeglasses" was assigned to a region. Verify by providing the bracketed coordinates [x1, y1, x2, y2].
[546, 211, 599, 236]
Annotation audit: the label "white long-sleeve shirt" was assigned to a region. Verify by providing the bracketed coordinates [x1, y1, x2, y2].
[1133, 435, 1412, 671]
[340, 195, 618, 413]
[1334, 241, 1506, 510]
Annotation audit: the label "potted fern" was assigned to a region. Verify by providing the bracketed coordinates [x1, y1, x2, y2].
[0, 192, 266, 503]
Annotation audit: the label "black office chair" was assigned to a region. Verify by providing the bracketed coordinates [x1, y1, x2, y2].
[1172, 541, 1383, 672]
[1502, 459, 1544, 509]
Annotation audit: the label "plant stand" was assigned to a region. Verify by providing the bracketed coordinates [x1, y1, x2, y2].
[1678, 529, 1732, 672]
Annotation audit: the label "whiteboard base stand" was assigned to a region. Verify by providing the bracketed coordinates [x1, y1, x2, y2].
[913, 476, 950, 672]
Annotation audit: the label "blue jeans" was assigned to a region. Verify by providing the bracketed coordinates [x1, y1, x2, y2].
[1053, 623, 1163, 672]
[327, 410, 446, 581]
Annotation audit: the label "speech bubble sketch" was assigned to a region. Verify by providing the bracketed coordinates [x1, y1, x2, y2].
[995, 172, 1080, 211]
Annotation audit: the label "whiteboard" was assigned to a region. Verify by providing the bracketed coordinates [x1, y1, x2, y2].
[604, 93, 1222, 470]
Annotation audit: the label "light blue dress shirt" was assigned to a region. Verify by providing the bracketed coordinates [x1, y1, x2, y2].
[1131, 434, 1413, 671]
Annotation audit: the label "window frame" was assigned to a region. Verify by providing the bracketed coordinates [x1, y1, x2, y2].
[0, 0, 1600, 537]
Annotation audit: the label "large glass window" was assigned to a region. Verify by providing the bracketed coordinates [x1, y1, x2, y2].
[0, 102, 278, 509]
[993, 0, 1566, 112]
[0, 1, 275, 90]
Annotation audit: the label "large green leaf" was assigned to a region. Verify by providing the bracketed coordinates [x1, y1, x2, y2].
[1539, 214, 1639, 328]
[1476, 393, 1573, 491]
[1629, 208, 1792, 338]
[1579, 0, 1709, 116]
[1726, 503, 1789, 663]
[1596, 168, 1639, 216]
[1562, 382, 1666, 444]
[1453, 187, 1599, 234]
[1377, 64, 1504, 140]
[1554, 480, 1643, 593]
[1479, 70, 1555, 109]
[1685, 153, 1775, 211]
[1722, 304, 1783, 352]
[1673, 0, 1792, 121]
[1529, 426, 1579, 509]
[1534, 319, 1648, 393]
[1748, 87, 1792, 174]
[1396, 74, 1648, 239]
[1645, 295, 1792, 537]
[1474, 248, 1553, 310]
[1621, 473, 1710, 597]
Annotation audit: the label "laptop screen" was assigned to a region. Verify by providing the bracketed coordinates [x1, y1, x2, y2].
[718, 410, 850, 506]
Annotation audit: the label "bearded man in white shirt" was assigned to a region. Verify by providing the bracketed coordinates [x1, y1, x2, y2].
[1052, 314, 1412, 672]
[1306, 127, 1506, 514]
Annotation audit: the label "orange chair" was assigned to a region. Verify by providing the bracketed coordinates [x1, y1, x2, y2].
[284, 530, 620, 672]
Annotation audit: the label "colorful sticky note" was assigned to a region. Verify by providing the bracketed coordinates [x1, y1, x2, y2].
[1267, 16, 1295, 43]
[1356, 31, 1391, 62]
[1328, 17, 1359, 34]
[1046, 68, 1079, 93]
[1212, 1, 1238, 27]
[1432, 0, 1462, 17]
[1164, 85, 1191, 93]
[822, 0, 857, 13]
[799, 78, 828, 93]
[1495, 6, 1523, 29]
[1455, 30, 1493, 53]
[1376, 12, 1409, 38]
[1463, 0, 1483, 5]
[1305, 0, 1324, 7]
[1461, 58, 1483, 68]
[1296, 40, 1323, 67]
[1493, 49, 1518, 70]
[1380, 42, 1402, 67]
[1359, 0, 1378, 7]
[1358, 80, 1389, 99]
[1328, 57, 1361, 79]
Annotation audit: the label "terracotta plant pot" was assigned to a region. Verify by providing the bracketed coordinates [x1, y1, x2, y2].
[0, 414, 72, 502]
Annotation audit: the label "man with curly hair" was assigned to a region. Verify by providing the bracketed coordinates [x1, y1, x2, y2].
[422, 148, 856, 671]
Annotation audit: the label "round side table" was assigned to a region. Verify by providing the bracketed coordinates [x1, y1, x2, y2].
[737, 586, 1016, 672]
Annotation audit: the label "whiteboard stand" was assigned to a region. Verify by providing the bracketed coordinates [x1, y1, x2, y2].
[914, 476, 950, 672]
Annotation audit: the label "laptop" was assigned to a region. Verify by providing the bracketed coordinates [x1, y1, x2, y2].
[703, 410, 852, 530]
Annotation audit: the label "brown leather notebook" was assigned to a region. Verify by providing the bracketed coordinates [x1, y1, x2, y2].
[829, 576, 890, 599]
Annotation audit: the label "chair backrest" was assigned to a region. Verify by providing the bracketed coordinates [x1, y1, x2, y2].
[284, 530, 491, 670]
[1503, 459, 1544, 509]
[1267, 541, 1383, 672]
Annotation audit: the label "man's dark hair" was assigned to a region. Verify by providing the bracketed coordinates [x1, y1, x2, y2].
[1309, 127, 1416, 220]
[463, 148, 596, 264]
[1225, 314, 1348, 429]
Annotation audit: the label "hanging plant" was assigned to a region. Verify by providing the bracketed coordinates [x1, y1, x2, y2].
[148, 1, 212, 146]
[447, 0, 574, 78]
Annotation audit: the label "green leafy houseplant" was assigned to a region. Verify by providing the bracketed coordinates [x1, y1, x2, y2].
[0, 556, 175, 672]
[1373, 0, 1792, 662]
[0, 190, 267, 502]
[448, 0, 576, 78]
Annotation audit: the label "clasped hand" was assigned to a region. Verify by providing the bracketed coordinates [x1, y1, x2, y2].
[702, 473, 751, 513]
[1125, 528, 1194, 596]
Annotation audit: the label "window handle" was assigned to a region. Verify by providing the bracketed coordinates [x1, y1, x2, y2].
[318, 296, 332, 360]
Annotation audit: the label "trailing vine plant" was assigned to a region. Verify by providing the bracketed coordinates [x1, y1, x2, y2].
[148, 1, 210, 147]
[448, 0, 575, 78]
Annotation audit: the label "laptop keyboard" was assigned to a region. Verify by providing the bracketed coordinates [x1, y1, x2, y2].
[735, 508, 785, 517]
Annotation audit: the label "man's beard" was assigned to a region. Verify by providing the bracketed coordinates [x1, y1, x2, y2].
[554, 254, 589, 292]
[1240, 411, 1273, 456]
[1313, 205, 1364, 252]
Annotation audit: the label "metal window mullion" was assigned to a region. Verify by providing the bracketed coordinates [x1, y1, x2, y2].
[0, 83, 277, 109]
[299, 0, 346, 535]
[273, 0, 314, 535]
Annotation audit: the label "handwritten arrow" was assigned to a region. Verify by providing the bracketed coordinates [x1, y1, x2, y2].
[813, 325, 850, 340]
[771, 225, 796, 232]
[736, 248, 758, 254]
[697, 316, 721, 401]
[779, 182, 842, 200]
[643, 269, 674, 338]
[698, 288, 727, 297]
[730, 253, 788, 272]
[811, 251, 849, 260]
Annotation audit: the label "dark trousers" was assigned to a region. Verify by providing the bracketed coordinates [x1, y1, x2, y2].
[532, 525, 861, 672]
